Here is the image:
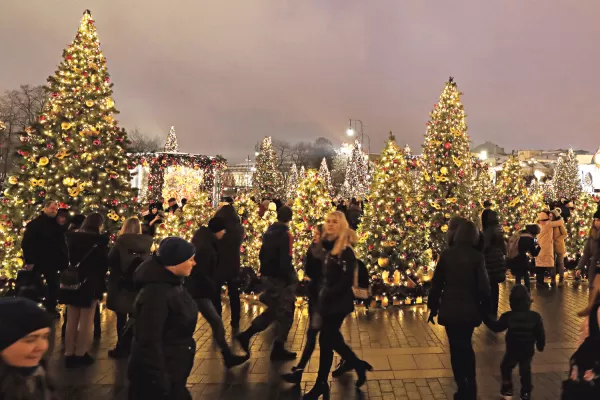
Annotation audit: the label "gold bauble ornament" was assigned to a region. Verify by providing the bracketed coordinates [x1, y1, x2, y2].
[85, 100, 94, 107]
[441, 224, 449, 233]
[8, 176, 18, 185]
[440, 166, 448, 175]
[106, 98, 115, 109]
[62, 177, 76, 187]
[377, 257, 390, 267]
[61, 122, 73, 130]
[37, 157, 49, 166]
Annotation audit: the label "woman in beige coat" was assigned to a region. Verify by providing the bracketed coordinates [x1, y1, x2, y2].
[535, 211, 565, 287]
[551, 208, 568, 284]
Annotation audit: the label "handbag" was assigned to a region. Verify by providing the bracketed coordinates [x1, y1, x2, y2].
[60, 243, 98, 291]
[352, 261, 371, 300]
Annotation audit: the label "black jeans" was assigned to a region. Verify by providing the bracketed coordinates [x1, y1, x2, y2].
[535, 267, 553, 284]
[445, 326, 477, 400]
[212, 277, 241, 328]
[500, 346, 534, 395]
[514, 269, 530, 291]
[115, 312, 132, 351]
[36, 268, 60, 312]
[317, 313, 359, 382]
[195, 299, 231, 355]
[297, 302, 319, 369]
[490, 282, 499, 317]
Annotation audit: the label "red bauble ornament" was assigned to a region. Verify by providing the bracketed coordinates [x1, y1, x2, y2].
[66, 55, 72, 61]
[395, 197, 401, 203]
[444, 142, 451, 149]
[93, 139, 101, 145]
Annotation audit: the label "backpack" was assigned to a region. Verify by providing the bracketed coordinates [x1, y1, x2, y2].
[60, 243, 98, 291]
[119, 250, 145, 292]
[352, 259, 371, 300]
[507, 232, 521, 260]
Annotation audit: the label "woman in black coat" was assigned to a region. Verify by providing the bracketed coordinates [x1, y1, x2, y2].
[106, 217, 153, 359]
[128, 237, 198, 400]
[428, 220, 491, 400]
[60, 213, 109, 368]
[482, 210, 507, 316]
[213, 204, 245, 330]
[303, 212, 371, 400]
[508, 224, 540, 291]
[143, 204, 162, 237]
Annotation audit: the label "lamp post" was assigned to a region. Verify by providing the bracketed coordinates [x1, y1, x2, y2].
[346, 118, 371, 154]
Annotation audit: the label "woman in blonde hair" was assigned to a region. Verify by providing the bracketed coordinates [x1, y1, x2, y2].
[106, 217, 153, 358]
[303, 211, 372, 399]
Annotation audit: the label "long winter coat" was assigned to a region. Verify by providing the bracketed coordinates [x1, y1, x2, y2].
[578, 231, 600, 287]
[304, 242, 326, 310]
[186, 226, 218, 300]
[482, 211, 507, 283]
[508, 226, 541, 274]
[0, 360, 57, 400]
[553, 223, 568, 255]
[21, 213, 68, 273]
[317, 240, 356, 317]
[535, 220, 564, 268]
[428, 238, 491, 328]
[128, 256, 198, 399]
[259, 222, 296, 285]
[59, 231, 109, 308]
[214, 205, 244, 282]
[106, 233, 153, 314]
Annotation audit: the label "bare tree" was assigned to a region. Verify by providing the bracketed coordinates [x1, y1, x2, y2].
[127, 128, 161, 153]
[0, 85, 46, 179]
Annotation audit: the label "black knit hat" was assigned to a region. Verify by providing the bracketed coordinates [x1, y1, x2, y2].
[277, 206, 293, 223]
[208, 216, 226, 233]
[158, 237, 196, 266]
[0, 298, 53, 351]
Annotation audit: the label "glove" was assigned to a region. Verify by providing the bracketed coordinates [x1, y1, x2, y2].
[427, 312, 436, 325]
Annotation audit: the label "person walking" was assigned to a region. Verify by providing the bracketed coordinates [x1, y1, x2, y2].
[281, 224, 326, 384]
[186, 217, 248, 368]
[484, 285, 545, 400]
[21, 200, 68, 316]
[345, 199, 362, 231]
[508, 224, 540, 291]
[213, 203, 244, 331]
[428, 220, 491, 400]
[535, 211, 564, 287]
[0, 298, 55, 400]
[60, 213, 109, 368]
[128, 237, 198, 400]
[303, 211, 372, 399]
[550, 208, 568, 285]
[236, 206, 298, 361]
[482, 210, 507, 316]
[576, 207, 600, 290]
[106, 217, 153, 359]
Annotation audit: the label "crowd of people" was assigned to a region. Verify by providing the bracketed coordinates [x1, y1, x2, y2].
[0, 195, 599, 399]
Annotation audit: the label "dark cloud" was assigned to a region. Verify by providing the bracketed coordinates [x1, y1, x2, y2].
[1, 0, 599, 162]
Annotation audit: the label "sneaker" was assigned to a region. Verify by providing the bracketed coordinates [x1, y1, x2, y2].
[223, 353, 249, 369]
[78, 353, 95, 366]
[501, 384, 513, 399]
[520, 392, 531, 400]
[235, 331, 252, 356]
[331, 359, 353, 378]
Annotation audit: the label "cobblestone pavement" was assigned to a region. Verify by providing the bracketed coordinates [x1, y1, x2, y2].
[48, 280, 590, 399]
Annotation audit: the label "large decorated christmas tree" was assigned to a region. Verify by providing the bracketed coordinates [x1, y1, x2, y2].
[164, 126, 178, 152]
[236, 193, 261, 271]
[420, 77, 474, 252]
[344, 140, 370, 199]
[565, 193, 599, 262]
[547, 149, 581, 202]
[291, 170, 333, 270]
[358, 133, 432, 299]
[318, 157, 333, 196]
[253, 136, 282, 199]
[179, 192, 213, 240]
[0, 10, 135, 277]
[286, 163, 299, 200]
[495, 156, 532, 237]
[470, 158, 495, 226]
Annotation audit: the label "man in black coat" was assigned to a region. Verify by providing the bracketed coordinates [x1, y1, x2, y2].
[482, 210, 507, 316]
[128, 237, 198, 400]
[186, 217, 248, 368]
[236, 206, 298, 361]
[21, 200, 68, 315]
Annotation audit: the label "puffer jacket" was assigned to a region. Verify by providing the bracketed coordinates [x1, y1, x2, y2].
[317, 240, 356, 317]
[536, 219, 564, 267]
[106, 233, 153, 314]
[485, 285, 545, 351]
[483, 211, 507, 283]
[128, 256, 198, 399]
[553, 223, 567, 255]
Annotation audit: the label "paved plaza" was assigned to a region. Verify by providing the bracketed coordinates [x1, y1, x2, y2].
[47, 281, 589, 399]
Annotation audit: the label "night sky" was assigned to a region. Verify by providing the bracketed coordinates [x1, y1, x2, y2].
[1, 1, 599, 162]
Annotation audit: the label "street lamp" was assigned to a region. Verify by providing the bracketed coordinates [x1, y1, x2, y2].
[345, 118, 371, 154]
[346, 127, 355, 137]
[479, 150, 488, 161]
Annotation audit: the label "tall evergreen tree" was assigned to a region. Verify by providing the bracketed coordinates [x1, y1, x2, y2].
[164, 126, 178, 152]
[236, 193, 261, 272]
[286, 163, 299, 200]
[565, 193, 598, 261]
[252, 136, 282, 198]
[550, 149, 581, 201]
[344, 140, 370, 199]
[470, 158, 495, 226]
[179, 192, 213, 240]
[318, 157, 333, 196]
[420, 77, 474, 252]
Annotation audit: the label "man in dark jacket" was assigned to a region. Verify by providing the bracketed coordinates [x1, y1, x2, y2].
[186, 217, 248, 368]
[346, 200, 362, 231]
[213, 204, 244, 330]
[166, 198, 179, 215]
[128, 237, 198, 400]
[21, 200, 68, 315]
[483, 210, 507, 316]
[484, 285, 545, 400]
[507, 224, 540, 291]
[236, 206, 298, 361]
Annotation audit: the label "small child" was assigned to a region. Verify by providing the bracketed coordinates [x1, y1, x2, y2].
[485, 285, 545, 400]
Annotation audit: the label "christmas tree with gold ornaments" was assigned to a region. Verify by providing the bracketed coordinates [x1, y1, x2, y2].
[358, 133, 433, 300]
[291, 170, 333, 271]
[318, 157, 333, 196]
[154, 212, 183, 244]
[179, 192, 214, 240]
[495, 156, 544, 238]
[546, 149, 582, 202]
[565, 193, 599, 262]
[0, 10, 135, 278]
[236, 193, 262, 271]
[420, 77, 475, 253]
[253, 136, 282, 199]
[470, 158, 495, 226]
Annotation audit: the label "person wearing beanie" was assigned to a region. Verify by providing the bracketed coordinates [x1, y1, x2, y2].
[484, 285, 545, 400]
[550, 208, 568, 285]
[0, 298, 55, 400]
[576, 206, 600, 290]
[128, 237, 198, 400]
[236, 205, 298, 361]
[186, 218, 248, 369]
[535, 210, 564, 287]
